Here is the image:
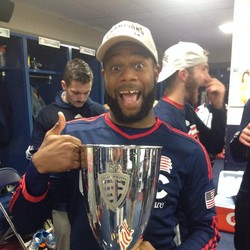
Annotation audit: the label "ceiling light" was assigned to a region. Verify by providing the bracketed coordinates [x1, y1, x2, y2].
[218, 22, 233, 34]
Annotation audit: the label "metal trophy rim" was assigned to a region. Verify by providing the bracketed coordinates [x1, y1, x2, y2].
[82, 144, 162, 150]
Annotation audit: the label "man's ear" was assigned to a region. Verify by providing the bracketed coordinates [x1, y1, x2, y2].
[61, 80, 67, 90]
[179, 69, 189, 82]
[154, 64, 161, 82]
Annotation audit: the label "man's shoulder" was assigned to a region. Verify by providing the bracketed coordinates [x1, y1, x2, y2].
[155, 129, 207, 165]
[154, 99, 184, 114]
[65, 113, 106, 129]
[154, 101, 186, 131]
[157, 119, 203, 147]
[87, 99, 107, 112]
[38, 102, 63, 115]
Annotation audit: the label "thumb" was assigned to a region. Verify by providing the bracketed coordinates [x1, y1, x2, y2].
[47, 111, 66, 136]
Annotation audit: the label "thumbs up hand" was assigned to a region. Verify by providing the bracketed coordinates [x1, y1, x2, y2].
[32, 112, 83, 173]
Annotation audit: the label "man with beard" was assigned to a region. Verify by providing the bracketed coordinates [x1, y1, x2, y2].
[25, 58, 107, 250]
[154, 42, 227, 163]
[10, 21, 220, 249]
[154, 41, 226, 243]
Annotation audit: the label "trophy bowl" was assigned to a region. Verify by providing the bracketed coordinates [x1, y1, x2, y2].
[80, 144, 162, 250]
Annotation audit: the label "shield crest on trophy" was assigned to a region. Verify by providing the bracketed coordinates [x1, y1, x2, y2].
[98, 172, 130, 212]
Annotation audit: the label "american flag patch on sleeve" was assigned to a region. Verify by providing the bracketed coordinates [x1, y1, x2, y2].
[205, 189, 215, 209]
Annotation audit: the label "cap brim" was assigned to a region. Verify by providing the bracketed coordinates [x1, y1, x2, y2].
[157, 64, 176, 83]
[96, 36, 151, 62]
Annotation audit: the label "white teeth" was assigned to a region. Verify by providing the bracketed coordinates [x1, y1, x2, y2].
[130, 90, 139, 94]
[120, 90, 139, 94]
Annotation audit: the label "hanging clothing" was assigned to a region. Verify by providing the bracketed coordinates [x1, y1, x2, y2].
[30, 85, 46, 120]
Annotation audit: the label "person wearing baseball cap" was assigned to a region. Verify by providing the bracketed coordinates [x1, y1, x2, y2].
[95, 22, 219, 249]
[155, 41, 227, 158]
[154, 41, 226, 157]
[10, 22, 220, 250]
[96, 20, 160, 125]
[96, 20, 158, 64]
[157, 41, 209, 82]
[154, 40, 226, 242]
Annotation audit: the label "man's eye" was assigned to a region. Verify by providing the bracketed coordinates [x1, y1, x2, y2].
[111, 65, 120, 71]
[135, 63, 144, 69]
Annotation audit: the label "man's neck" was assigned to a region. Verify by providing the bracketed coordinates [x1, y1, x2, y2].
[108, 110, 156, 129]
[163, 88, 186, 105]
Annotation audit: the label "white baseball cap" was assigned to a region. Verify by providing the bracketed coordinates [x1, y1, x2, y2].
[96, 20, 158, 63]
[158, 41, 209, 82]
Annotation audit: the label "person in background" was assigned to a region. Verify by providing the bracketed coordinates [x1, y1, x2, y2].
[10, 20, 220, 249]
[25, 58, 107, 250]
[154, 41, 226, 242]
[196, 93, 213, 128]
[154, 41, 226, 165]
[230, 98, 250, 250]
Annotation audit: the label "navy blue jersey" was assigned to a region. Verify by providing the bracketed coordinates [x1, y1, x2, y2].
[10, 113, 219, 249]
[29, 91, 107, 151]
[154, 96, 226, 155]
[26, 91, 107, 211]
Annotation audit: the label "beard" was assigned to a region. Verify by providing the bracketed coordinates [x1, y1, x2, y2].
[185, 74, 200, 106]
[105, 83, 157, 124]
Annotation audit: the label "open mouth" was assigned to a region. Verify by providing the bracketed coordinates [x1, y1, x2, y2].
[119, 90, 141, 104]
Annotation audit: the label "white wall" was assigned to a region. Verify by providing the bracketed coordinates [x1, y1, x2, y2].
[227, 0, 250, 125]
[0, 2, 105, 50]
[0, 2, 231, 66]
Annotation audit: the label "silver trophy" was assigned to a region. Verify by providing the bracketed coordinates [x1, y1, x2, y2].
[80, 144, 162, 250]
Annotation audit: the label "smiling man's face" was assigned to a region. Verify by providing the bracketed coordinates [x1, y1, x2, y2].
[103, 42, 159, 126]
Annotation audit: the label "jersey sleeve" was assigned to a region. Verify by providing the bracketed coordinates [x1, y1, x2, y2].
[177, 143, 220, 249]
[142, 133, 220, 249]
[29, 108, 55, 150]
[9, 161, 53, 235]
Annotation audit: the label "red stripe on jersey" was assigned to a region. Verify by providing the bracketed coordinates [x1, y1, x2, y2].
[161, 120, 213, 180]
[201, 216, 220, 249]
[162, 96, 184, 110]
[105, 113, 162, 139]
[9, 175, 49, 212]
[66, 113, 105, 124]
